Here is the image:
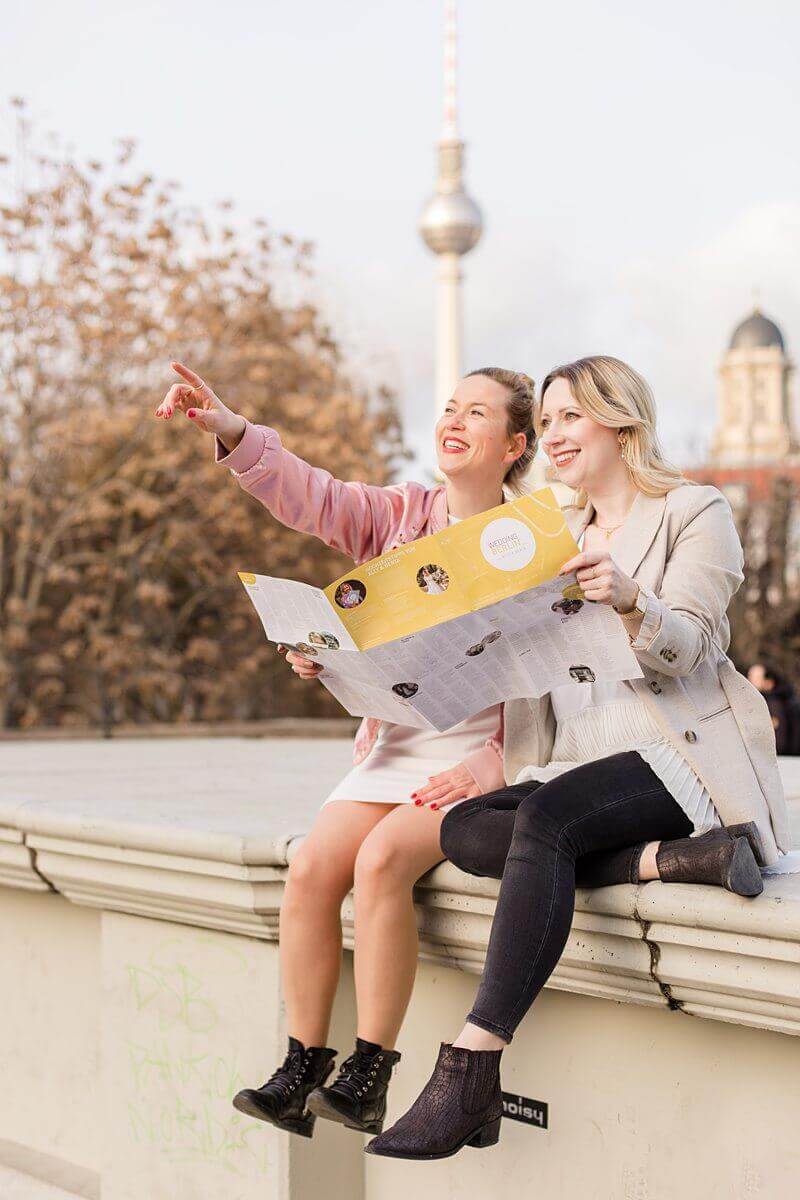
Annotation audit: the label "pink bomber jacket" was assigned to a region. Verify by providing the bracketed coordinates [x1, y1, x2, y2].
[215, 420, 505, 793]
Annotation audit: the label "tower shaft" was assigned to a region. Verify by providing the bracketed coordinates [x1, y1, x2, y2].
[435, 252, 463, 418]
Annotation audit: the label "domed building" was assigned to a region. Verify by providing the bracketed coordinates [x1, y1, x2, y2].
[710, 307, 795, 467]
[688, 308, 800, 665]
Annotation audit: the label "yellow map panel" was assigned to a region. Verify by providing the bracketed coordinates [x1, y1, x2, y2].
[323, 488, 580, 651]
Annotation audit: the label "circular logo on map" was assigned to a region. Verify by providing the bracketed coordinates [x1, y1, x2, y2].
[479, 518, 537, 572]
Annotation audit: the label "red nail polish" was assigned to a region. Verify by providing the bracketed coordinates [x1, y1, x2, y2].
[187, 409, 196, 417]
[414, 799, 422, 806]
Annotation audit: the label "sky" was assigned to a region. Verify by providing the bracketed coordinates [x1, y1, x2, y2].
[3, 0, 800, 474]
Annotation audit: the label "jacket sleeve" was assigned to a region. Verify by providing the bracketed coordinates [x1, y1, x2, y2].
[631, 488, 744, 677]
[215, 421, 414, 562]
[462, 709, 506, 794]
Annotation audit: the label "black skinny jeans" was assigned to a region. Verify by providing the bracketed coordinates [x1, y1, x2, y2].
[440, 751, 693, 1043]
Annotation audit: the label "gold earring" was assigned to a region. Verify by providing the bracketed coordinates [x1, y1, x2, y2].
[618, 430, 628, 461]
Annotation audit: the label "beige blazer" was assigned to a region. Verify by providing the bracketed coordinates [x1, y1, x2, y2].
[503, 483, 791, 867]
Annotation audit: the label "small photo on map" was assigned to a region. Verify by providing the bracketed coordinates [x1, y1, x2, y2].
[569, 664, 595, 683]
[295, 642, 319, 657]
[551, 598, 584, 617]
[334, 580, 367, 610]
[416, 564, 450, 595]
[392, 682, 419, 699]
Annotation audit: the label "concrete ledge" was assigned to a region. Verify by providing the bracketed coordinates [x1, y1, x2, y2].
[0, 829, 50, 892]
[3, 737, 800, 1041]
[0, 717, 359, 742]
[29, 834, 285, 938]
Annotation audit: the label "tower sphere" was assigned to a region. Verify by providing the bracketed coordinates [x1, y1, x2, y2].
[419, 189, 483, 256]
[729, 309, 785, 352]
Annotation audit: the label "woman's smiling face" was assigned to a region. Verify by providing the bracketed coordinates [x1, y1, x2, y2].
[435, 375, 521, 482]
[539, 376, 621, 491]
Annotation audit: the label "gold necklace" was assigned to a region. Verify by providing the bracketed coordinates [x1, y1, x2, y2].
[592, 519, 624, 537]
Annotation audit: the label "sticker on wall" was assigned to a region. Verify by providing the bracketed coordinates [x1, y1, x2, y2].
[479, 518, 537, 572]
[502, 1092, 548, 1129]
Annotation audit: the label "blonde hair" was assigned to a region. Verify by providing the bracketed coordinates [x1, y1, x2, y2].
[538, 356, 686, 505]
[465, 367, 536, 495]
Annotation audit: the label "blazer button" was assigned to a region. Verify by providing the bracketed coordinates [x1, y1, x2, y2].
[684, 730, 698, 744]
[650, 681, 662, 694]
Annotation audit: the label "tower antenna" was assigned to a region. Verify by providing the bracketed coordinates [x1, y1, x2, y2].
[442, 0, 458, 140]
[419, 0, 484, 416]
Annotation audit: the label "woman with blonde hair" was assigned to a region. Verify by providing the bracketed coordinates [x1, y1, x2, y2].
[368, 355, 792, 1161]
[155, 361, 534, 1139]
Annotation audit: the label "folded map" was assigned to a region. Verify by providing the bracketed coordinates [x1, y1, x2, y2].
[238, 488, 643, 731]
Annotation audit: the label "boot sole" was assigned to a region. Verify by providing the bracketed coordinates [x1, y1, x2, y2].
[365, 1116, 501, 1160]
[727, 821, 767, 868]
[306, 1088, 384, 1135]
[232, 1091, 315, 1138]
[726, 838, 764, 897]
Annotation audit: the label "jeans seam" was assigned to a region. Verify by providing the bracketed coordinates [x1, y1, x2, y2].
[501, 785, 670, 1032]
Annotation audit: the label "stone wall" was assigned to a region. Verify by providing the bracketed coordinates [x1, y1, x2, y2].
[2, 737, 799, 1198]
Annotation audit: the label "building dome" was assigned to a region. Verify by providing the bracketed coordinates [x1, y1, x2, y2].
[729, 309, 785, 352]
[419, 190, 483, 256]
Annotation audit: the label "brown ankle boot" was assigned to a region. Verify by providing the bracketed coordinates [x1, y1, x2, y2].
[365, 1042, 503, 1160]
[656, 831, 763, 897]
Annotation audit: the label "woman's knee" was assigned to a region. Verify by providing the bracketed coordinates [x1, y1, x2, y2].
[353, 832, 415, 894]
[285, 842, 353, 907]
[513, 787, 568, 847]
[440, 798, 483, 867]
[441, 799, 510, 879]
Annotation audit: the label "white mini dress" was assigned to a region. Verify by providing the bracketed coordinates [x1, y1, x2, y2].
[323, 703, 502, 812]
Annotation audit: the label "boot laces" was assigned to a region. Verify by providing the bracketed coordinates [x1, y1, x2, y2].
[261, 1047, 313, 1099]
[331, 1049, 384, 1100]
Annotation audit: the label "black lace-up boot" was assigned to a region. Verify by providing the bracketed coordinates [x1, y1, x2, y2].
[366, 1042, 503, 1160]
[306, 1038, 401, 1134]
[232, 1037, 337, 1137]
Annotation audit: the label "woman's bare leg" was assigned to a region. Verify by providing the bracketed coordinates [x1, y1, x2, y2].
[280, 800, 392, 1047]
[352, 804, 445, 1048]
[638, 840, 662, 880]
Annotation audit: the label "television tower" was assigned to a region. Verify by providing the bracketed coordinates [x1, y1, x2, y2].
[419, 0, 484, 414]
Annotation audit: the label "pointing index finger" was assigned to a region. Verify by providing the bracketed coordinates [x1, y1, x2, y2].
[171, 361, 206, 390]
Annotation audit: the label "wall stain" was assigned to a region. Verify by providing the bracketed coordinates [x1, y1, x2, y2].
[631, 892, 690, 1016]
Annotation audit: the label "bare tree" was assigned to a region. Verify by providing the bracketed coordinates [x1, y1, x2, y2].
[0, 102, 406, 730]
[728, 475, 800, 678]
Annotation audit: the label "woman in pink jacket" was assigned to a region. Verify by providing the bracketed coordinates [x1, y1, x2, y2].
[155, 360, 534, 1139]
